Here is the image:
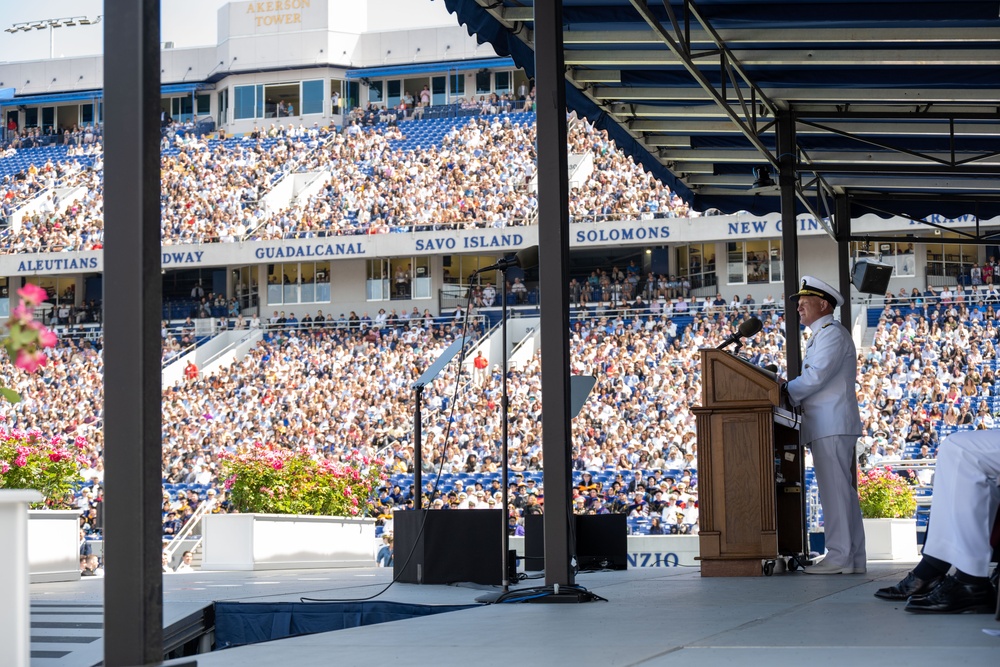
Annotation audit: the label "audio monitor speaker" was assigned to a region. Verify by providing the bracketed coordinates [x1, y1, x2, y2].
[524, 513, 628, 572]
[852, 259, 893, 295]
[393, 509, 502, 585]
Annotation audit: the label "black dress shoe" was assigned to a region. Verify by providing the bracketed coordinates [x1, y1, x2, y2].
[874, 571, 943, 601]
[904, 575, 995, 614]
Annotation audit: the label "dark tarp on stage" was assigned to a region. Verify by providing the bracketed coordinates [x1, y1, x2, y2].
[214, 601, 478, 649]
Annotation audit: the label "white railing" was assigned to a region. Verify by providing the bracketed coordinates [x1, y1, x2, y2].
[163, 498, 213, 566]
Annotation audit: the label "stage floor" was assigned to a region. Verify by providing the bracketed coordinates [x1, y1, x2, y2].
[29, 562, 998, 667]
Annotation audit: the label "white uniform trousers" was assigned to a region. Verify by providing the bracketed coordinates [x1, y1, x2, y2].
[811, 434, 866, 568]
[923, 430, 1000, 577]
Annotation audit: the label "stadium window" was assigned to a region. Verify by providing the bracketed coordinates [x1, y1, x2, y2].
[852, 241, 916, 278]
[767, 242, 784, 283]
[81, 104, 94, 125]
[678, 243, 717, 291]
[234, 85, 257, 120]
[0, 278, 9, 319]
[264, 83, 299, 118]
[30, 277, 74, 310]
[298, 262, 330, 303]
[726, 240, 780, 285]
[266, 263, 301, 305]
[346, 80, 359, 111]
[41, 106, 55, 133]
[282, 264, 300, 304]
[431, 76, 446, 106]
[368, 80, 384, 104]
[24, 107, 38, 129]
[314, 263, 330, 302]
[233, 266, 257, 312]
[494, 71, 511, 95]
[302, 80, 324, 115]
[924, 240, 975, 282]
[366, 259, 391, 301]
[196, 94, 211, 116]
[411, 257, 431, 299]
[171, 97, 194, 122]
[255, 84, 265, 119]
[475, 70, 491, 95]
[386, 80, 401, 109]
[449, 72, 464, 99]
[217, 89, 229, 127]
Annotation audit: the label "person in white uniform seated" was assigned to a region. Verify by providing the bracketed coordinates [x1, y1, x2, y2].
[874, 429, 999, 614]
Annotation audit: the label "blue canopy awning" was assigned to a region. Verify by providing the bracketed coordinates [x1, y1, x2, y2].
[0, 82, 211, 108]
[346, 56, 515, 80]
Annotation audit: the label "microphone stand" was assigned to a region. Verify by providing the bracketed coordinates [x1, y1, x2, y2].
[499, 268, 511, 593]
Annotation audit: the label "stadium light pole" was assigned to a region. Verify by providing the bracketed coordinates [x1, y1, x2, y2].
[4, 16, 102, 59]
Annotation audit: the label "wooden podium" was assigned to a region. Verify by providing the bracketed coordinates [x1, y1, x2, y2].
[693, 349, 805, 576]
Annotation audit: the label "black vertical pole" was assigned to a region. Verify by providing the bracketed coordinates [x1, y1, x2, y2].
[836, 195, 853, 327]
[500, 270, 510, 591]
[777, 109, 801, 380]
[102, 1, 164, 666]
[413, 386, 423, 511]
[535, 0, 575, 587]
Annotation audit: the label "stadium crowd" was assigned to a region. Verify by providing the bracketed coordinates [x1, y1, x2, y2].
[0, 107, 694, 253]
[0, 281, 993, 557]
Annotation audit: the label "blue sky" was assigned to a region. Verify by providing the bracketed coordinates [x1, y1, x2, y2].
[0, 1, 229, 62]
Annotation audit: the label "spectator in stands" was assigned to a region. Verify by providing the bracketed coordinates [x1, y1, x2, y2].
[376, 533, 394, 567]
[175, 551, 195, 573]
[874, 430, 998, 613]
[785, 276, 866, 575]
[510, 278, 527, 304]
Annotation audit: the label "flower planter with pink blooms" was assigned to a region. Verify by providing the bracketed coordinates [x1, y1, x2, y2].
[201, 444, 384, 570]
[858, 466, 919, 561]
[0, 284, 81, 583]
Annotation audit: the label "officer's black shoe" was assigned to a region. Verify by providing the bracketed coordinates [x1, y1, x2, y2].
[874, 571, 943, 601]
[904, 575, 995, 614]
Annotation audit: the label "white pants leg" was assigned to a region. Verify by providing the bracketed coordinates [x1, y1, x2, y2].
[811, 435, 866, 567]
[923, 430, 1000, 577]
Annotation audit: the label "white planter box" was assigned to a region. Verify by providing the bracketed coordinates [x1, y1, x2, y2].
[28, 510, 81, 583]
[201, 513, 377, 571]
[863, 518, 919, 561]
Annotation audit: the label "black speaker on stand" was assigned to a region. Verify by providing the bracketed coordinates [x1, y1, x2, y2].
[524, 513, 627, 572]
[852, 259, 893, 295]
[393, 509, 503, 585]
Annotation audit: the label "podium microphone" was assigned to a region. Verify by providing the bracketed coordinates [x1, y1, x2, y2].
[717, 317, 763, 350]
[473, 246, 539, 275]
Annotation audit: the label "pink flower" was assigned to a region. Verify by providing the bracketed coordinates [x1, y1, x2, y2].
[271, 460, 283, 470]
[224, 476, 236, 490]
[14, 453, 27, 467]
[17, 283, 47, 307]
[0, 460, 9, 474]
[8, 304, 34, 326]
[74, 435, 87, 448]
[15, 349, 47, 373]
[36, 327, 57, 349]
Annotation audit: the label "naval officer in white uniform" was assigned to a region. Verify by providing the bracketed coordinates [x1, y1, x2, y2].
[875, 430, 999, 613]
[785, 276, 866, 574]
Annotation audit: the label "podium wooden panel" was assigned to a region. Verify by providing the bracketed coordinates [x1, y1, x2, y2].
[693, 349, 803, 577]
